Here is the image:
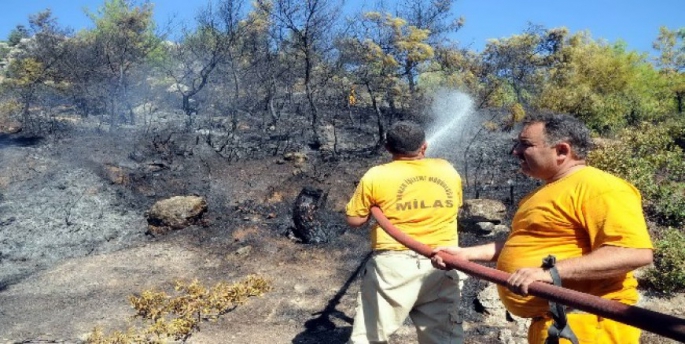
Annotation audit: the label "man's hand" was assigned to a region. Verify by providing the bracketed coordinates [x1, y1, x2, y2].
[431, 246, 467, 270]
[431, 241, 503, 270]
[506, 267, 553, 296]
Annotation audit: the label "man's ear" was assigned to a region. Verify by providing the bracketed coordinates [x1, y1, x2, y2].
[556, 142, 571, 159]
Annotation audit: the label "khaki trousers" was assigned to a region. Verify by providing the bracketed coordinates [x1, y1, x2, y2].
[348, 251, 463, 344]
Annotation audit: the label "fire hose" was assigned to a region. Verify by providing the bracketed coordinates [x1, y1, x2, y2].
[369, 206, 685, 342]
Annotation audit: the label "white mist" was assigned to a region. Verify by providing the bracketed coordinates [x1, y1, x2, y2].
[424, 89, 476, 168]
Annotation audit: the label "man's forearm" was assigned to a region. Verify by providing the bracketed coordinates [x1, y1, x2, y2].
[346, 215, 369, 227]
[463, 241, 505, 262]
[555, 245, 653, 281]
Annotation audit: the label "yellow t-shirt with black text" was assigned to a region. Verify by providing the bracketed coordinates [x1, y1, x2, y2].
[496, 166, 653, 318]
[345, 159, 463, 251]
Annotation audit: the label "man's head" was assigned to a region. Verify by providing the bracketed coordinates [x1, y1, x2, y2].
[385, 121, 427, 157]
[512, 113, 593, 182]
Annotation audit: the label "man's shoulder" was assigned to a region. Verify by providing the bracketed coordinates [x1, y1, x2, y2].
[422, 158, 458, 170]
[576, 166, 638, 192]
[425, 157, 451, 164]
[362, 163, 393, 179]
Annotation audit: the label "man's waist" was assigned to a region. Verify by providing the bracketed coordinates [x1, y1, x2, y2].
[531, 307, 588, 322]
[372, 249, 423, 256]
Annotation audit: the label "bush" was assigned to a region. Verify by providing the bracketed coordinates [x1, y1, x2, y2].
[645, 228, 685, 294]
[588, 120, 685, 226]
[86, 275, 272, 343]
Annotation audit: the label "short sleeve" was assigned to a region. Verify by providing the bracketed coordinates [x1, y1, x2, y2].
[582, 188, 653, 250]
[345, 175, 374, 218]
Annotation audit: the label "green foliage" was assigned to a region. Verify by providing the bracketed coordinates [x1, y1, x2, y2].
[645, 228, 685, 294]
[356, 12, 435, 73]
[5, 58, 45, 86]
[81, 0, 162, 70]
[0, 45, 9, 61]
[86, 275, 272, 343]
[500, 102, 526, 131]
[419, 48, 480, 94]
[588, 120, 685, 226]
[535, 32, 672, 133]
[653, 26, 685, 113]
[475, 26, 570, 109]
[509, 103, 526, 122]
[7, 25, 29, 46]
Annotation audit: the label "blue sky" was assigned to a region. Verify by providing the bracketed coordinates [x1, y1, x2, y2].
[1, 0, 683, 56]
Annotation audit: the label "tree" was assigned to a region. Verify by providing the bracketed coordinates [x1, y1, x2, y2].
[479, 25, 566, 108]
[393, 0, 463, 94]
[67, 0, 161, 127]
[653, 26, 685, 113]
[535, 31, 670, 133]
[239, 3, 289, 128]
[164, 0, 248, 128]
[255, 0, 343, 149]
[7, 25, 29, 46]
[3, 10, 70, 131]
[338, 11, 437, 144]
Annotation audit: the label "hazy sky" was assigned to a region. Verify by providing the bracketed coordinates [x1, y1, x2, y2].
[1, 0, 683, 56]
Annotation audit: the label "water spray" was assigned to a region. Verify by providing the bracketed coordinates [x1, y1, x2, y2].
[424, 89, 475, 160]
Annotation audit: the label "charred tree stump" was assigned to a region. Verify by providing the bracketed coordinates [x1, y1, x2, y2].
[292, 187, 344, 244]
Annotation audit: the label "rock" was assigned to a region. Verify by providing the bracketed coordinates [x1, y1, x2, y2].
[476, 221, 495, 234]
[103, 164, 128, 185]
[146, 195, 208, 235]
[459, 199, 507, 232]
[235, 246, 252, 257]
[284, 152, 307, 166]
[0, 120, 22, 134]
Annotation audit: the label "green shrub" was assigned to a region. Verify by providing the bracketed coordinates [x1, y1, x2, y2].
[645, 228, 685, 294]
[588, 120, 685, 226]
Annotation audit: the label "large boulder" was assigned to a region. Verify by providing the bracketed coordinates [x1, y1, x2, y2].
[146, 195, 208, 235]
[459, 199, 508, 235]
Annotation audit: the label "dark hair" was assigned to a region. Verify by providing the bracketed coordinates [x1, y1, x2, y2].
[384, 121, 426, 155]
[523, 113, 594, 159]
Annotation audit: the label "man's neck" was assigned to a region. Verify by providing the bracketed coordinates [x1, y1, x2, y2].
[393, 154, 424, 161]
[545, 160, 587, 183]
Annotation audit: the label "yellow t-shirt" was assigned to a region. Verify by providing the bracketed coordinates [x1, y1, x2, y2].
[497, 166, 653, 318]
[345, 158, 463, 251]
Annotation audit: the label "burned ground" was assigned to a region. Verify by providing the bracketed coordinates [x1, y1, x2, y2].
[0, 109, 681, 344]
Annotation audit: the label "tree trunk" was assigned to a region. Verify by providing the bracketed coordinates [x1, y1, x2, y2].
[292, 187, 345, 244]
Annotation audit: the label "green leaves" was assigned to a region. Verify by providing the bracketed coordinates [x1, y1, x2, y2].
[588, 120, 685, 226]
[536, 32, 671, 133]
[645, 228, 685, 294]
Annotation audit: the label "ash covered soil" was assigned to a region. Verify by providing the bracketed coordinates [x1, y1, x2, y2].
[0, 115, 682, 344]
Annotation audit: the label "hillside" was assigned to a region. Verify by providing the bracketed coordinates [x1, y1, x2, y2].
[0, 109, 683, 344]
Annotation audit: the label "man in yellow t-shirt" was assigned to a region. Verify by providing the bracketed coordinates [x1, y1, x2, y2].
[433, 113, 653, 344]
[346, 121, 464, 344]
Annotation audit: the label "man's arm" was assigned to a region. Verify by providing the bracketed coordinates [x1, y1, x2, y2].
[346, 215, 370, 228]
[432, 241, 505, 269]
[507, 245, 653, 295]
